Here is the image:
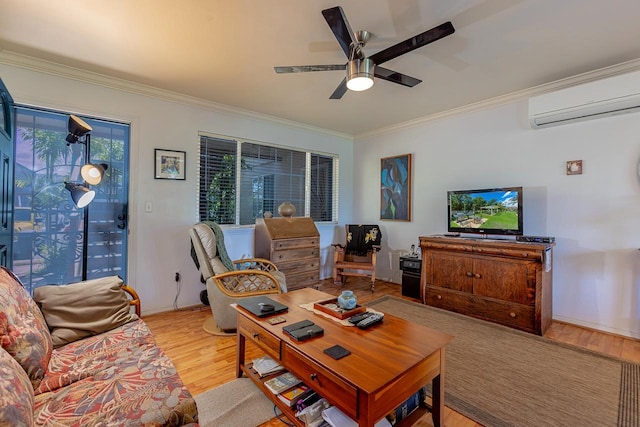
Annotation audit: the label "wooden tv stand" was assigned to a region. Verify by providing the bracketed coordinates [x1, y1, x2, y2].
[419, 236, 554, 335]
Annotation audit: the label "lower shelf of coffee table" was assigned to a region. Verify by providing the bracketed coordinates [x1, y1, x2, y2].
[242, 363, 431, 427]
[242, 365, 306, 427]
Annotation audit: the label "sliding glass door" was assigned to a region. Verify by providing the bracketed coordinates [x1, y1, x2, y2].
[0, 78, 14, 267]
[13, 106, 129, 293]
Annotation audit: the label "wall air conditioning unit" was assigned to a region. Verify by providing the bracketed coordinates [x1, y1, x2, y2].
[529, 70, 640, 129]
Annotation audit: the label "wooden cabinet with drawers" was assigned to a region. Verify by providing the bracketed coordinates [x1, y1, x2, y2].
[282, 345, 359, 418]
[419, 235, 554, 335]
[255, 217, 320, 291]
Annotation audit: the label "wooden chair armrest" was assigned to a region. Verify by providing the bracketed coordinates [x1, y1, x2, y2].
[122, 285, 141, 317]
[212, 270, 282, 297]
[233, 258, 279, 272]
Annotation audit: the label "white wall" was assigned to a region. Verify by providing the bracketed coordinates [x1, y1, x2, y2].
[355, 101, 640, 338]
[3, 57, 639, 339]
[0, 60, 354, 315]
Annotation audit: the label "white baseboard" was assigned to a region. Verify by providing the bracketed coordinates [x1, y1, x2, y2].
[553, 315, 640, 340]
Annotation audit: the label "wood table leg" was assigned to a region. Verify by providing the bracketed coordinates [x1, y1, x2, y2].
[431, 348, 445, 427]
[236, 329, 246, 378]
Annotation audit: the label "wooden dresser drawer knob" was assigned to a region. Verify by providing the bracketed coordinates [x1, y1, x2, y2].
[437, 295, 442, 300]
[509, 312, 516, 318]
[310, 373, 318, 381]
[253, 333, 259, 339]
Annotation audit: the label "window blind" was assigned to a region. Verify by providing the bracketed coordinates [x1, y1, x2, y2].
[198, 133, 339, 224]
[198, 135, 237, 224]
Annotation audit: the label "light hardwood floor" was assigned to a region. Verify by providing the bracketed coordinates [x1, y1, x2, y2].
[144, 278, 640, 427]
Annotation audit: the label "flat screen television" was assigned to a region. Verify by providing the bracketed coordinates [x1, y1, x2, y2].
[447, 187, 523, 236]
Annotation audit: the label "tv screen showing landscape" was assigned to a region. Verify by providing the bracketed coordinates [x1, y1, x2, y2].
[448, 187, 523, 235]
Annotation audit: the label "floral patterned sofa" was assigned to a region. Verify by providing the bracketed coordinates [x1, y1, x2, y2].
[0, 267, 198, 426]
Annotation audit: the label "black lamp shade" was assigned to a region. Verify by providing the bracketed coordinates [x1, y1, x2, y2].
[81, 163, 108, 185]
[65, 182, 95, 208]
[66, 114, 93, 144]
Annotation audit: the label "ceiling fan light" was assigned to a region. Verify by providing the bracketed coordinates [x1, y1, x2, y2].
[346, 58, 375, 91]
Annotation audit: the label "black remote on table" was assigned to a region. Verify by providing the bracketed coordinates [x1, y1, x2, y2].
[348, 312, 373, 324]
[356, 313, 384, 329]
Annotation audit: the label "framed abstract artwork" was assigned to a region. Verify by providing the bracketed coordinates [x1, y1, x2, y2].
[380, 153, 412, 221]
[154, 149, 185, 180]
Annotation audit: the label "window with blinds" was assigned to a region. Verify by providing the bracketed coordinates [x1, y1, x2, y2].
[198, 134, 338, 225]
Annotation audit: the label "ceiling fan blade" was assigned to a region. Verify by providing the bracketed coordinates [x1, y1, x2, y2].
[374, 67, 422, 87]
[329, 78, 348, 99]
[369, 21, 455, 66]
[322, 6, 357, 59]
[275, 65, 345, 73]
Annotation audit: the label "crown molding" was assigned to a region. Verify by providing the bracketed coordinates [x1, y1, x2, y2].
[0, 50, 352, 141]
[356, 58, 640, 140]
[4, 49, 639, 142]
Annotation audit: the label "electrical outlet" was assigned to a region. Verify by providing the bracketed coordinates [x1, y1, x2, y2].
[174, 271, 180, 282]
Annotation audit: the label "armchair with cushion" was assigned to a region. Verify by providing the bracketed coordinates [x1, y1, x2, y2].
[332, 224, 382, 291]
[190, 221, 287, 332]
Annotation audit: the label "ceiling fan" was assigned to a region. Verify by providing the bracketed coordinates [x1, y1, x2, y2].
[274, 6, 455, 99]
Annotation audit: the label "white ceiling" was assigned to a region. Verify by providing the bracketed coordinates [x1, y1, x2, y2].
[1, 0, 640, 136]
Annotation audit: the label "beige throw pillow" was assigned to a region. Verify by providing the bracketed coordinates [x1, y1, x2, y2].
[33, 276, 138, 348]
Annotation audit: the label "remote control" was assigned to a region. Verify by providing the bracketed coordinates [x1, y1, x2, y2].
[348, 312, 373, 324]
[356, 313, 383, 329]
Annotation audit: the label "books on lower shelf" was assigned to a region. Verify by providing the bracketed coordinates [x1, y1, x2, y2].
[277, 384, 310, 407]
[264, 371, 302, 394]
[251, 355, 285, 377]
[386, 386, 427, 425]
[321, 406, 392, 427]
[318, 387, 426, 427]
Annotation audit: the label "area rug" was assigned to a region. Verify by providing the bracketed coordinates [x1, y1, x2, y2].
[194, 378, 275, 427]
[367, 296, 640, 427]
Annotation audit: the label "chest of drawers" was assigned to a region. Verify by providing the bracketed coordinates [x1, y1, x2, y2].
[419, 236, 553, 335]
[255, 217, 320, 290]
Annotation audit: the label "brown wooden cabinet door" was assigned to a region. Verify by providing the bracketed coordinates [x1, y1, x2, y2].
[472, 257, 536, 305]
[431, 252, 473, 293]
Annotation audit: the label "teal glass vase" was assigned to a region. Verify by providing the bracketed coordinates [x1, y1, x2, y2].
[337, 290, 357, 310]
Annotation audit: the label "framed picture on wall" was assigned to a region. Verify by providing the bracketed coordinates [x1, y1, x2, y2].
[380, 153, 412, 221]
[154, 149, 185, 180]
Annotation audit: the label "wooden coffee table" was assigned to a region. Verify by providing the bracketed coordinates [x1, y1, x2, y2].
[235, 288, 453, 427]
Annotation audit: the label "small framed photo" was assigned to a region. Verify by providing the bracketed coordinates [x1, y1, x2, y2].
[155, 149, 185, 180]
[566, 160, 582, 175]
